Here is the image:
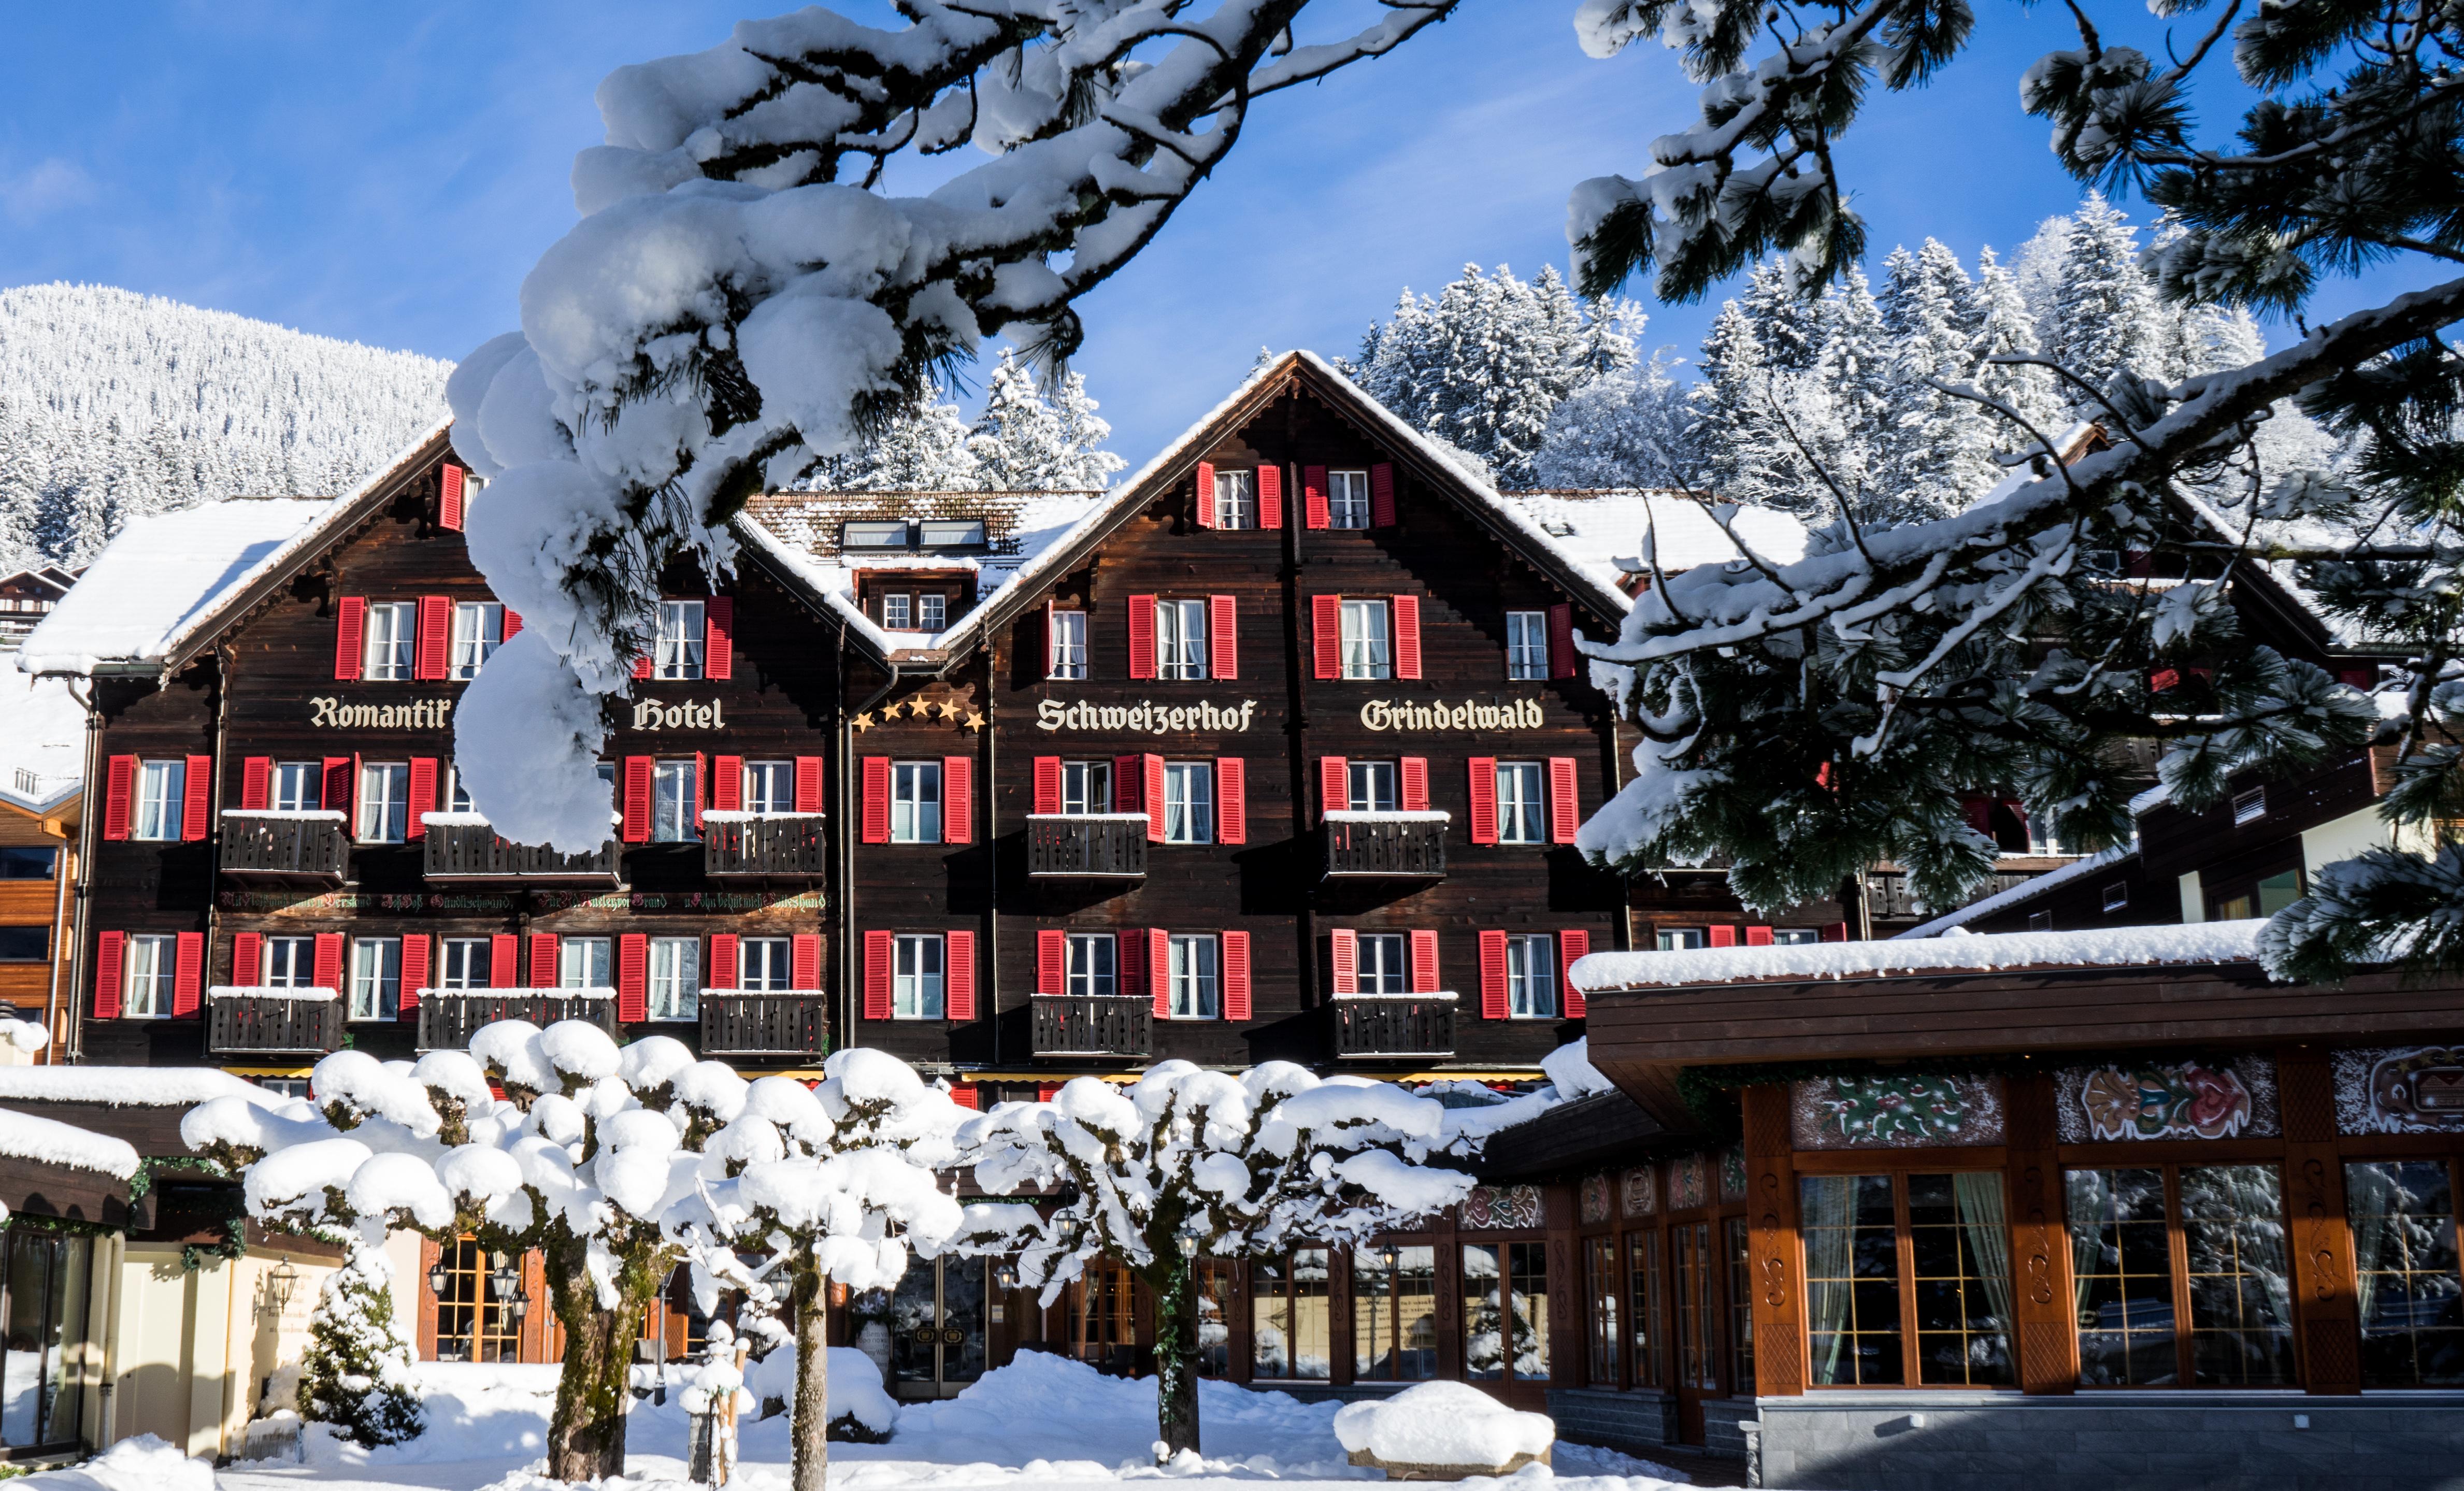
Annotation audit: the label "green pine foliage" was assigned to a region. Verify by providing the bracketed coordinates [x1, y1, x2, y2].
[298, 1244, 425, 1448]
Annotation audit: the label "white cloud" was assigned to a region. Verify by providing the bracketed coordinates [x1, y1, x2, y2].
[2, 159, 98, 224]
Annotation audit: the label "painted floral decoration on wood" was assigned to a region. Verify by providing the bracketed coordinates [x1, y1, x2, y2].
[2077, 1063, 2253, 1140]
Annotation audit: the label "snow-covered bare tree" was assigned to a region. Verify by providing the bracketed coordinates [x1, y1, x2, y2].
[444, 3, 1462, 853]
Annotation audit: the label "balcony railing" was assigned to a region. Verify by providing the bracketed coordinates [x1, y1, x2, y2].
[416, 989, 619, 1051]
[1330, 994, 1457, 1058]
[1322, 814, 1449, 879]
[1030, 994, 1152, 1058]
[206, 988, 345, 1056]
[1027, 815, 1149, 878]
[699, 991, 829, 1059]
[422, 816, 621, 884]
[702, 814, 827, 879]
[219, 810, 351, 883]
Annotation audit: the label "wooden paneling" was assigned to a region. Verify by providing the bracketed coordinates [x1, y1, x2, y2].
[0, 881, 59, 920]
[1739, 1085, 1802, 1396]
[2003, 1073, 2078, 1394]
[2280, 1051, 2361, 1394]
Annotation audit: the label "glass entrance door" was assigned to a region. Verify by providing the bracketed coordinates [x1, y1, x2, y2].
[887, 1256, 988, 1399]
[1672, 1222, 1720, 1444]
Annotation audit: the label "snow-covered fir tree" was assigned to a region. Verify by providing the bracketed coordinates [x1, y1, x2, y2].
[1528, 350, 1693, 488]
[2027, 191, 2169, 410]
[808, 350, 1123, 494]
[810, 399, 982, 492]
[297, 1242, 424, 1447]
[1874, 242, 2003, 521]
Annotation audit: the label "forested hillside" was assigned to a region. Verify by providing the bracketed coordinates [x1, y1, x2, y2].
[0, 283, 452, 566]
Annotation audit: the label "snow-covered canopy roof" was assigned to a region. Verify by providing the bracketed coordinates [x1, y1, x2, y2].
[0, 1108, 140, 1178]
[0, 1064, 285, 1108]
[1574, 919, 2263, 991]
[0, 668, 89, 813]
[1496, 490, 1809, 594]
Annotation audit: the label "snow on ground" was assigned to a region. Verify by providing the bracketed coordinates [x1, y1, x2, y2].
[211, 1355, 1683, 1491]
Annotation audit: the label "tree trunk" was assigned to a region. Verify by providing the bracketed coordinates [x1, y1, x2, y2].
[790, 1262, 830, 1491]
[1145, 1253, 1200, 1460]
[545, 1238, 636, 1482]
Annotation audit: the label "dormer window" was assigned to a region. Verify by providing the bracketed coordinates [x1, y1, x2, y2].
[843, 521, 909, 550]
[919, 519, 986, 549]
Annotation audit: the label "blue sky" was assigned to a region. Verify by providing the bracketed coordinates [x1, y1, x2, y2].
[0, 3, 2411, 461]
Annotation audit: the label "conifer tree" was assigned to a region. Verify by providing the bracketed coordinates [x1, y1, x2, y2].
[2042, 192, 2165, 413]
[297, 1241, 425, 1447]
[1962, 247, 2064, 446]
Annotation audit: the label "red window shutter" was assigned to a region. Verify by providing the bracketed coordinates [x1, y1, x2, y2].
[1558, 930, 1589, 1017]
[1143, 754, 1166, 844]
[1468, 758, 1498, 844]
[1195, 462, 1216, 528]
[713, 756, 743, 812]
[1303, 466, 1330, 528]
[490, 933, 518, 988]
[1209, 595, 1238, 680]
[1127, 595, 1156, 679]
[1319, 756, 1349, 821]
[705, 596, 733, 680]
[1033, 756, 1062, 815]
[621, 757, 652, 843]
[407, 757, 438, 840]
[708, 934, 739, 991]
[527, 933, 558, 987]
[1037, 929, 1065, 996]
[93, 931, 123, 1019]
[1369, 463, 1396, 527]
[1400, 757, 1429, 812]
[1392, 595, 1422, 680]
[795, 756, 824, 813]
[1149, 929, 1171, 1018]
[1256, 466, 1283, 529]
[161, 931, 194, 1013]
[1113, 755, 1144, 815]
[942, 755, 972, 844]
[1549, 757, 1580, 843]
[1963, 797, 1994, 836]
[439, 464, 466, 531]
[241, 757, 271, 812]
[400, 935, 430, 1019]
[863, 930, 894, 1020]
[1223, 931, 1252, 1021]
[792, 933, 822, 991]
[1121, 928, 1148, 1007]
[1548, 604, 1577, 679]
[334, 597, 365, 681]
[946, 929, 977, 1020]
[1216, 757, 1245, 845]
[104, 755, 135, 840]
[1745, 925, 1774, 947]
[314, 933, 345, 991]
[1479, 930, 1509, 1020]
[416, 595, 451, 680]
[617, 934, 648, 1022]
[1709, 925, 1738, 948]
[1038, 1083, 1061, 1103]
[1410, 929, 1440, 993]
[633, 642, 653, 680]
[232, 931, 262, 988]
[1821, 922, 1850, 943]
[951, 1084, 979, 1110]
[182, 755, 211, 841]
[1312, 595, 1341, 679]
[322, 757, 353, 817]
[1330, 928, 1358, 996]
[502, 608, 522, 639]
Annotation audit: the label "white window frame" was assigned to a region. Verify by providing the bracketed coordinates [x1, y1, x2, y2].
[740, 937, 792, 992]
[264, 936, 316, 988]
[1655, 928, 1706, 951]
[441, 938, 491, 990]
[648, 937, 700, 1021]
[357, 761, 410, 843]
[1066, 932, 1118, 999]
[1507, 611, 1549, 681]
[560, 937, 612, 990]
[450, 602, 504, 680]
[1213, 468, 1256, 529]
[1168, 933, 1220, 1019]
[1348, 760, 1398, 813]
[1495, 761, 1545, 845]
[654, 599, 706, 680]
[891, 763, 943, 843]
[1048, 610, 1088, 680]
[273, 762, 320, 813]
[134, 759, 185, 840]
[124, 934, 176, 1017]
[882, 593, 913, 630]
[1063, 761, 1112, 815]
[744, 760, 795, 815]
[919, 593, 948, 630]
[1340, 599, 1392, 680]
[893, 933, 946, 1020]
[1328, 469, 1370, 528]
[1773, 928, 1821, 947]
[653, 758, 699, 842]
[1505, 933, 1557, 1019]
[1357, 932, 1409, 995]
[444, 762, 475, 813]
[1163, 762, 1214, 845]
[349, 937, 402, 1022]
[363, 601, 416, 681]
[1156, 598, 1210, 681]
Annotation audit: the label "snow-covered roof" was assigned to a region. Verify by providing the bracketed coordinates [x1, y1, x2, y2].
[0, 668, 88, 813]
[0, 1064, 284, 1108]
[1574, 919, 2264, 991]
[1897, 842, 2135, 938]
[0, 1107, 140, 1178]
[1495, 490, 1810, 595]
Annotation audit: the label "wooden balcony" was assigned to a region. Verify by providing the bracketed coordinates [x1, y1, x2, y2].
[206, 989, 344, 1056]
[422, 818, 620, 885]
[219, 811, 351, 884]
[1322, 816, 1448, 879]
[703, 815, 827, 880]
[699, 991, 829, 1060]
[1330, 994, 1457, 1058]
[1030, 994, 1152, 1059]
[417, 990, 619, 1051]
[1027, 815, 1148, 878]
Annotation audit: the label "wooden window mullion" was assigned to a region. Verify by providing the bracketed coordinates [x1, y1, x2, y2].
[2166, 1166, 2196, 1388]
[1895, 1175, 1920, 1388]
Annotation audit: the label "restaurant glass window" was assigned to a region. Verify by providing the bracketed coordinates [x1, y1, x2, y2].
[2346, 1159, 2463, 1386]
[1725, 1216, 1756, 1392]
[1507, 611, 1548, 680]
[433, 1239, 522, 1363]
[1586, 1236, 1622, 1386]
[1802, 1171, 2013, 1389]
[350, 937, 402, 1021]
[1327, 469, 1369, 528]
[1907, 1172, 2014, 1386]
[0, 1229, 90, 1449]
[1354, 1244, 1437, 1381]
[2065, 1165, 2294, 1387]
[1673, 1223, 1717, 1391]
[1070, 1261, 1136, 1370]
[1250, 1250, 1331, 1380]
[1627, 1231, 1665, 1388]
[1462, 1242, 1548, 1380]
[1803, 1173, 1902, 1386]
[1195, 1260, 1235, 1377]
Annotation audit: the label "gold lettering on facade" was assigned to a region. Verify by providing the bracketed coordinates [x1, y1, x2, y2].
[1034, 698, 1260, 734]
[309, 697, 455, 729]
[1358, 698, 1546, 732]
[628, 698, 728, 731]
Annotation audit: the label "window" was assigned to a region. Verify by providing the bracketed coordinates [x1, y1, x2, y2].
[2103, 881, 2131, 913]
[894, 933, 945, 1019]
[1163, 763, 1214, 844]
[431, 1238, 521, 1364]
[1726, 1214, 1756, 1391]
[1356, 933, 1408, 995]
[843, 520, 908, 550]
[123, 934, 175, 1017]
[1505, 933, 1557, 1019]
[1347, 760, 1398, 813]
[1328, 469, 1370, 528]
[1627, 1231, 1665, 1388]
[1507, 610, 1549, 680]
[1062, 761, 1111, 815]
[2231, 786, 2266, 825]
[654, 600, 706, 679]
[2346, 1159, 2463, 1386]
[1339, 599, 1391, 680]
[743, 760, 795, 815]
[441, 939, 491, 990]
[1168, 934, 1219, 1019]
[653, 759, 698, 842]
[882, 593, 913, 629]
[1353, 1244, 1437, 1381]
[357, 762, 409, 843]
[2028, 911, 2054, 932]
[349, 937, 402, 1021]
[1156, 598, 1210, 680]
[1773, 928, 1820, 945]
[2213, 869, 2302, 921]
[445, 763, 475, 813]
[264, 936, 316, 988]
[2066, 1165, 2294, 1387]
[1495, 762, 1545, 844]
[1196, 1260, 1236, 1377]
[450, 603, 504, 679]
[919, 593, 947, 630]
[1250, 1251, 1330, 1379]
[1047, 610, 1088, 680]
[892, 763, 943, 842]
[270, 762, 321, 813]
[1463, 1242, 1549, 1380]
[1802, 1171, 2014, 1388]
[0, 927, 49, 961]
[134, 759, 185, 841]
[1066, 933, 1117, 998]
[920, 519, 986, 548]
[1656, 927, 1707, 951]
[560, 937, 613, 989]
[740, 937, 792, 992]
[0, 847, 55, 879]
[363, 601, 416, 680]
[1674, 1224, 1717, 1391]
[0, 1229, 92, 1450]
[1586, 1236, 1623, 1386]
[649, 937, 699, 1021]
[1213, 468, 1256, 529]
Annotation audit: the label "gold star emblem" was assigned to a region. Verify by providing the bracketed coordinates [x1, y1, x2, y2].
[964, 711, 986, 731]
[852, 711, 874, 730]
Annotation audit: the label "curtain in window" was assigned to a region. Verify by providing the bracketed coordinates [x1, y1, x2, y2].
[1800, 1174, 1857, 1384]
[2348, 1160, 2396, 1328]
[1953, 1172, 2018, 1341]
